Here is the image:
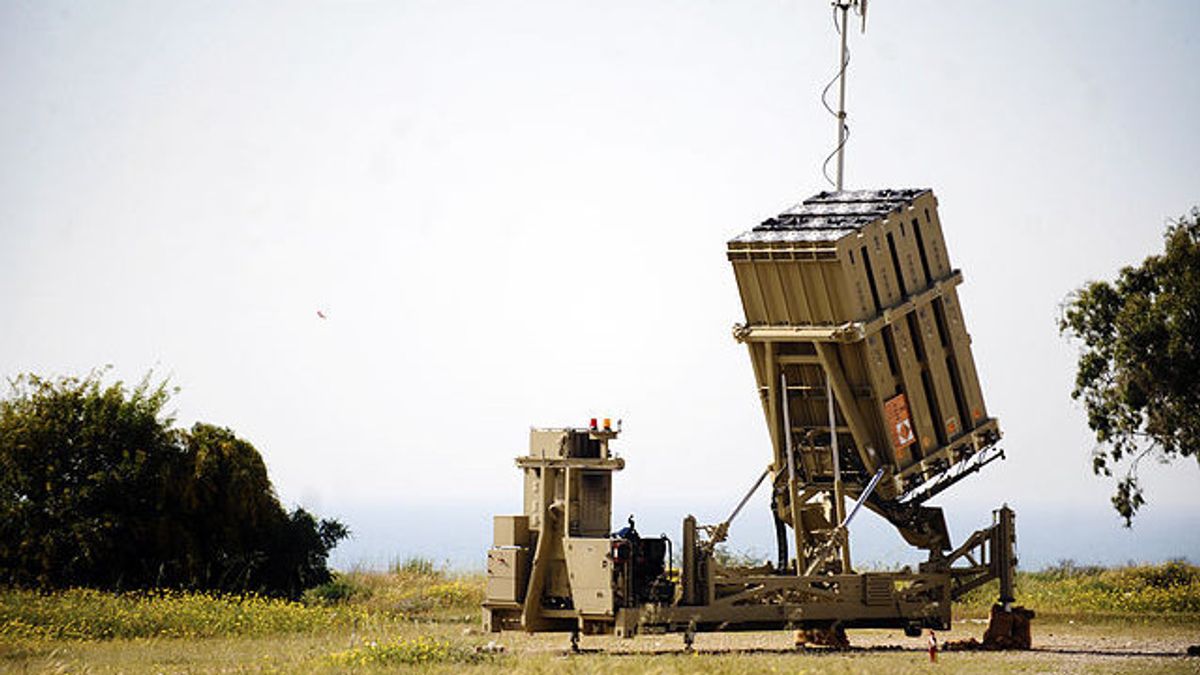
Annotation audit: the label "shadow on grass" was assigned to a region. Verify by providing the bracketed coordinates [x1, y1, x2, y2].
[561, 645, 1195, 659]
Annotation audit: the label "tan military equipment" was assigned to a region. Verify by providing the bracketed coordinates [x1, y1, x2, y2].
[484, 190, 1026, 645]
[483, 423, 672, 635]
[727, 188, 1004, 564]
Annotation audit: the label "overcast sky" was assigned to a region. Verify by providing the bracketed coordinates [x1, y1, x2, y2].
[2, 0, 1198, 568]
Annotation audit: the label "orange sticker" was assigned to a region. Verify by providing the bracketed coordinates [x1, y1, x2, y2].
[885, 394, 916, 450]
[945, 417, 959, 436]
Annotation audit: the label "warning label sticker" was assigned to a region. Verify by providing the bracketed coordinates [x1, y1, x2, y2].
[885, 394, 916, 450]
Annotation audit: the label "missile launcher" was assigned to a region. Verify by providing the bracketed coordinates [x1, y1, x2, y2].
[484, 189, 1029, 647]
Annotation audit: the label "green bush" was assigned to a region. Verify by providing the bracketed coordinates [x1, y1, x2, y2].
[0, 370, 348, 597]
[304, 575, 369, 605]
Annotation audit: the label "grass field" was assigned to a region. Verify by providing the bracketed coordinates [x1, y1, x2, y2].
[2, 559, 1198, 673]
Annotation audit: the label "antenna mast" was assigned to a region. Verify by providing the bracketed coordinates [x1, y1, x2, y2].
[827, 0, 867, 192]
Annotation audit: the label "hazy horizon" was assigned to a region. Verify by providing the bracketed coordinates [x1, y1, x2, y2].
[326, 497, 1199, 573]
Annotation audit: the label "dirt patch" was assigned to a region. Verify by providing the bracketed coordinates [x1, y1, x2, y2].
[500, 619, 1200, 664]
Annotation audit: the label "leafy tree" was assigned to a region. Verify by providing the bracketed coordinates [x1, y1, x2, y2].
[0, 371, 179, 588]
[0, 369, 348, 596]
[1059, 208, 1200, 525]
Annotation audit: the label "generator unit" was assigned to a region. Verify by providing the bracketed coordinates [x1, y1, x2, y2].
[484, 189, 1029, 646]
[483, 425, 675, 635]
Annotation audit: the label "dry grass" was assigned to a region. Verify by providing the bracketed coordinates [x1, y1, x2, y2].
[0, 588, 367, 641]
[5, 624, 1195, 675]
[956, 560, 1200, 621]
[2, 560, 1198, 673]
[304, 557, 485, 622]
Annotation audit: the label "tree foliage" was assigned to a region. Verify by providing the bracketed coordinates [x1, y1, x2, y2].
[0, 370, 347, 596]
[1059, 209, 1200, 525]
